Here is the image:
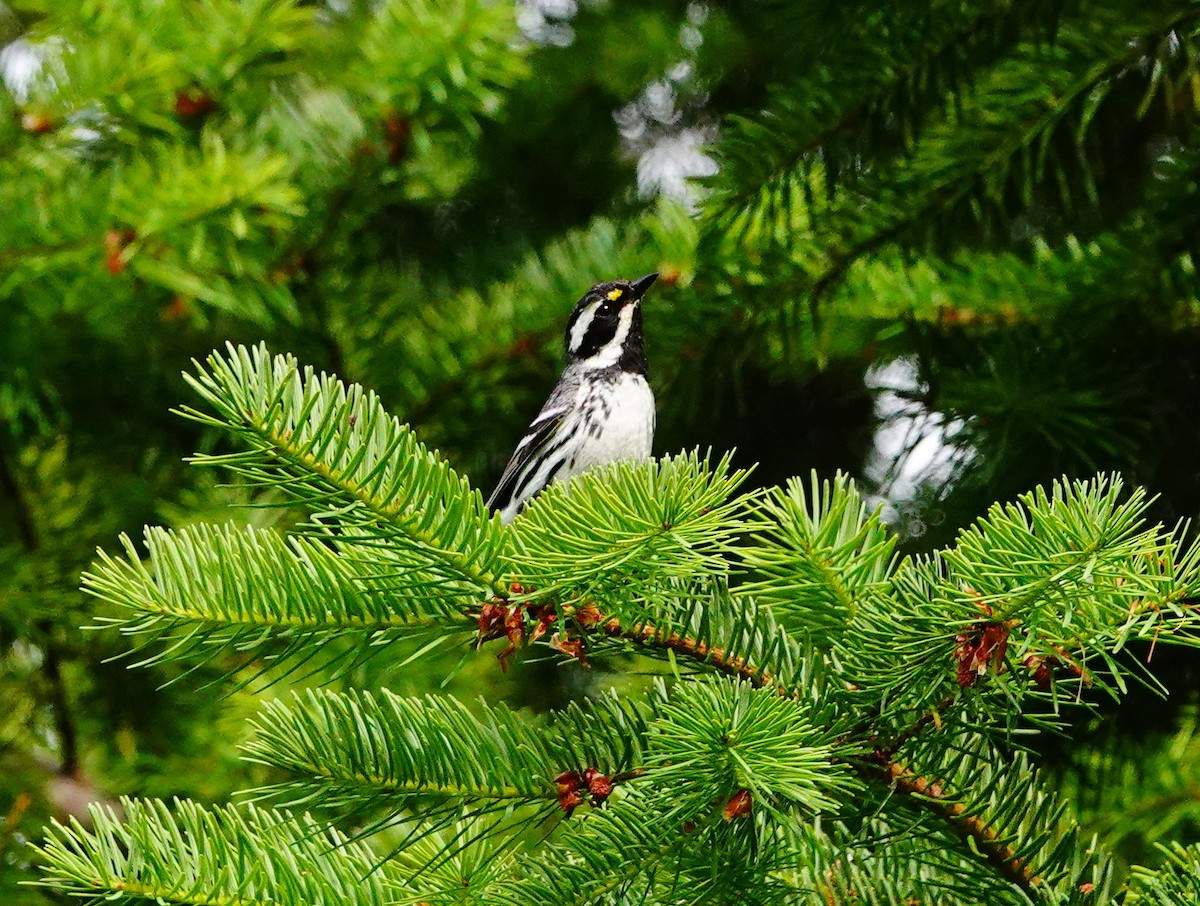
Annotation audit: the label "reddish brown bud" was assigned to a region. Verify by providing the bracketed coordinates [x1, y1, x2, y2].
[20, 111, 54, 134]
[955, 621, 1010, 686]
[553, 770, 582, 792]
[574, 602, 604, 628]
[582, 768, 613, 806]
[504, 606, 526, 648]
[103, 228, 136, 275]
[558, 788, 584, 816]
[476, 602, 507, 643]
[477, 600, 537, 671]
[1024, 654, 1061, 690]
[722, 788, 753, 821]
[978, 623, 1009, 666]
[526, 602, 557, 644]
[383, 114, 411, 163]
[550, 632, 587, 665]
[553, 771, 585, 816]
[1034, 662, 1052, 687]
[497, 620, 525, 672]
[954, 634, 975, 687]
[174, 87, 218, 119]
[161, 296, 191, 321]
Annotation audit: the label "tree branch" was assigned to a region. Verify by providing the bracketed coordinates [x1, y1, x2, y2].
[0, 438, 39, 552]
[243, 419, 510, 598]
[0, 236, 95, 268]
[794, 7, 1200, 311]
[874, 756, 1040, 893]
[0, 439, 79, 776]
[591, 612, 1041, 897]
[599, 617, 776, 690]
[713, 0, 1032, 219]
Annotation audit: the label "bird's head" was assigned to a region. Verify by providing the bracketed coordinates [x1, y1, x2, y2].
[564, 273, 657, 371]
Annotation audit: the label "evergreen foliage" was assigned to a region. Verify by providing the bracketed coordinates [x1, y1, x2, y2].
[4, 0, 1200, 902]
[30, 345, 1200, 904]
[38, 799, 389, 906]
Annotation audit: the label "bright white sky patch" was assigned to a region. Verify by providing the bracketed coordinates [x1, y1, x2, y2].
[1, 39, 42, 101]
[864, 357, 973, 535]
[634, 126, 718, 203]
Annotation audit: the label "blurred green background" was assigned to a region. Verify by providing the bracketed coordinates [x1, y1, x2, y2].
[3, 0, 1200, 899]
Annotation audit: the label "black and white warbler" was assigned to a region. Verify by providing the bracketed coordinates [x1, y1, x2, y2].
[488, 273, 659, 523]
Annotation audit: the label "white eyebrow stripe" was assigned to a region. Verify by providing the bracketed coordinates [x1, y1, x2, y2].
[568, 301, 599, 354]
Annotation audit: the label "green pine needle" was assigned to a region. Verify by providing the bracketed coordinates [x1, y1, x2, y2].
[33, 798, 392, 906]
[179, 343, 512, 598]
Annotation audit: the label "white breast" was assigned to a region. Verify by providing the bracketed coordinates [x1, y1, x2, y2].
[564, 373, 655, 480]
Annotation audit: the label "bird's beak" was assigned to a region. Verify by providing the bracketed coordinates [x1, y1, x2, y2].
[631, 273, 658, 300]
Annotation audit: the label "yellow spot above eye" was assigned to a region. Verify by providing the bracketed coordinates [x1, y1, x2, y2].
[607, 288, 624, 301]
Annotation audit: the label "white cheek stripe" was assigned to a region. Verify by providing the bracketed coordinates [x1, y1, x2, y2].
[568, 301, 599, 353]
[611, 303, 634, 349]
[579, 302, 636, 369]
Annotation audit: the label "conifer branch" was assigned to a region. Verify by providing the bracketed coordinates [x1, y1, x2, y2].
[181, 344, 511, 599]
[1128, 842, 1200, 902]
[509, 451, 754, 607]
[240, 416, 501, 590]
[34, 799, 391, 906]
[876, 757, 1039, 893]
[714, 2, 1200, 330]
[600, 616, 775, 689]
[804, 4, 1200, 297]
[599, 606, 1045, 895]
[0, 236, 99, 268]
[243, 687, 658, 825]
[738, 472, 897, 640]
[708, 0, 1051, 222]
[565, 580, 818, 701]
[492, 792, 683, 906]
[84, 524, 476, 675]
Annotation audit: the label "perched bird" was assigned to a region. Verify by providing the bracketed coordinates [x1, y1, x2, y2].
[488, 273, 658, 523]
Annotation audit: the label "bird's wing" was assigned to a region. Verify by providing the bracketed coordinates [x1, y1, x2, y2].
[486, 391, 577, 520]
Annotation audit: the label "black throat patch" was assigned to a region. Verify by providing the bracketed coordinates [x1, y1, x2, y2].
[618, 304, 647, 375]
